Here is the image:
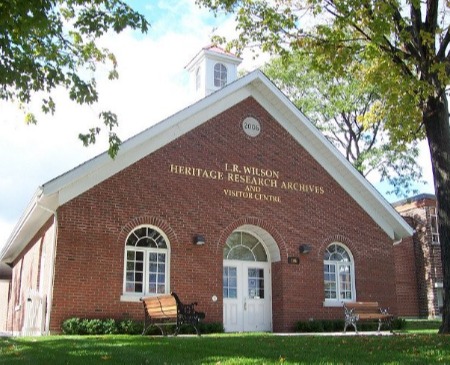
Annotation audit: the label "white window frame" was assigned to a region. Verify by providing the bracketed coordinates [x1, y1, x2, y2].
[214, 62, 227, 87]
[120, 225, 170, 302]
[323, 243, 356, 307]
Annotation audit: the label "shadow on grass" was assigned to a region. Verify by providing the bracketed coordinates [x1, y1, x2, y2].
[1, 333, 450, 364]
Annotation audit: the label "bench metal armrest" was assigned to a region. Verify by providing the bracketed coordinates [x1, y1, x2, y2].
[343, 305, 356, 318]
[180, 302, 197, 315]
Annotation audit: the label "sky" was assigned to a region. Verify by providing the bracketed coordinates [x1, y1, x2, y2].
[0, 0, 435, 249]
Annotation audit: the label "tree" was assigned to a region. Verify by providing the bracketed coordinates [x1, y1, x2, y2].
[197, 0, 450, 333]
[0, 0, 149, 157]
[264, 53, 423, 197]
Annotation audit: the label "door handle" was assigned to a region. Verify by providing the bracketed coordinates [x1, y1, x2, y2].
[244, 300, 247, 311]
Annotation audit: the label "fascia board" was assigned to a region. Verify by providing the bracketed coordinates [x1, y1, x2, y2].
[0, 188, 56, 263]
[0, 189, 39, 262]
[248, 76, 413, 239]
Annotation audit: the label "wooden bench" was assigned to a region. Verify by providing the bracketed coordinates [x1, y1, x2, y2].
[343, 302, 393, 333]
[140, 292, 205, 336]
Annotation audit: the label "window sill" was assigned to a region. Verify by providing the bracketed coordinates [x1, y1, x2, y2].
[323, 301, 345, 307]
[120, 295, 143, 302]
[120, 293, 169, 302]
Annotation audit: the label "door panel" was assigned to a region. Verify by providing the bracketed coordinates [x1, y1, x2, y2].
[223, 261, 271, 332]
[223, 264, 242, 332]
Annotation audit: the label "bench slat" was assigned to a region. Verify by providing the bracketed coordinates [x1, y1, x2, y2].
[357, 314, 393, 320]
[140, 292, 205, 336]
[143, 297, 178, 319]
[158, 296, 177, 307]
[345, 302, 379, 308]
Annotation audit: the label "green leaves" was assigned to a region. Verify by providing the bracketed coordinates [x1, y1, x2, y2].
[0, 0, 150, 157]
[78, 111, 121, 158]
[264, 51, 424, 197]
[200, 0, 445, 138]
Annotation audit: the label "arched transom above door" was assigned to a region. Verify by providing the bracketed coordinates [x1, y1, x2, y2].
[223, 224, 280, 263]
[224, 231, 267, 261]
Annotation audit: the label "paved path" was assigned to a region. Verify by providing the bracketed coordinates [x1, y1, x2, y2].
[275, 331, 395, 336]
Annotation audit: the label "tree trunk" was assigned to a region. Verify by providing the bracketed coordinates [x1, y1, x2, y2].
[423, 94, 450, 334]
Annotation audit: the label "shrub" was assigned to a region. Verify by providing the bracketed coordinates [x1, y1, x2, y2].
[295, 318, 405, 333]
[61, 318, 224, 335]
[295, 320, 324, 333]
[202, 322, 225, 334]
[62, 318, 140, 335]
[83, 319, 104, 335]
[392, 317, 406, 330]
[61, 317, 83, 335]
[118, 319, 144, 335]
[102, 319, 119, 334]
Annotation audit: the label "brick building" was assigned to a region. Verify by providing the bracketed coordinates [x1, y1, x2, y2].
[0, 47, 414, 335]
[394, 194, 443, 318]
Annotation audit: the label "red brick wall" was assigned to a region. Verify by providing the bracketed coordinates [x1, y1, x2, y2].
[394, 226, 420, 316]
[49, 97, 397, 332]
[395, 198, 443, 318]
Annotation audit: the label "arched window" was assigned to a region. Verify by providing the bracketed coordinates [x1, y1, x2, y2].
[214, 63, 227, 87]
[224, 231, 268, 262]
[323, 243, 355, 303]
[123, 226, 170, 297]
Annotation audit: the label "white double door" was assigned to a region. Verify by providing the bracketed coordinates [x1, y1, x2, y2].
[223, 260, 272, 332]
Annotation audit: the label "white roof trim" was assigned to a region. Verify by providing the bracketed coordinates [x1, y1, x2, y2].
[0, 70, 412, 263]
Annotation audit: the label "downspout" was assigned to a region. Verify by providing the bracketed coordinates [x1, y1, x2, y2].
[393, 238, 403, 245]
[393, 231, 408, 246]
[37, 203, 58, 336]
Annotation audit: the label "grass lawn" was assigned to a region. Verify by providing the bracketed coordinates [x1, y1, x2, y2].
[1, 332, 450, 364]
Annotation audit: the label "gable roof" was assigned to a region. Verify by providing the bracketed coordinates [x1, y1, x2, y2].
[0, 70, 413, 263]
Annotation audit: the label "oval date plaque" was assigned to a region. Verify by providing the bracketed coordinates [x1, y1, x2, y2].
[242, 117, 261, 137]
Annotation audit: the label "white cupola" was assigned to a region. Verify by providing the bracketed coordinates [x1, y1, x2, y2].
[185, 45, 242, 101]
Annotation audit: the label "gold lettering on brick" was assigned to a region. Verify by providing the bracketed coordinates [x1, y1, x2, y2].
[280, 181, 325, 194]
[169, 163, 326, 203]
[169, 164, 224, 180]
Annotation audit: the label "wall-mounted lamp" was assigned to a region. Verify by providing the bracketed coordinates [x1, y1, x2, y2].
[299, 244, 311, 254]
[194, 234, 205, 245]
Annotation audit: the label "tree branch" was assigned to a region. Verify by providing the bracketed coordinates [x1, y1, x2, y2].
[438, 28, 450, 60]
